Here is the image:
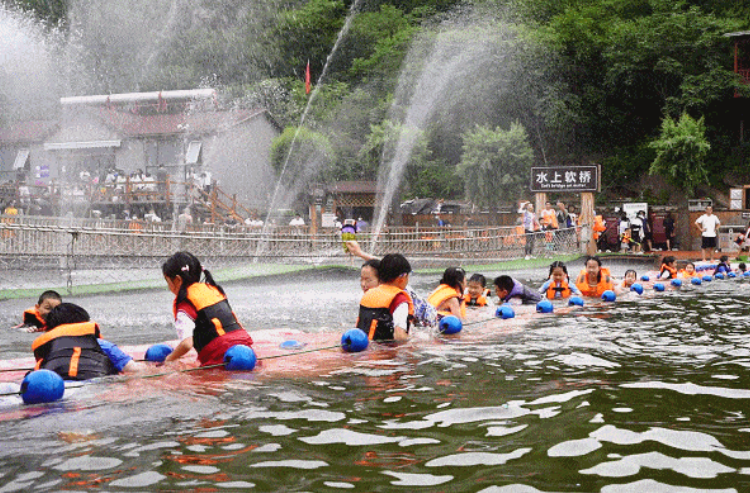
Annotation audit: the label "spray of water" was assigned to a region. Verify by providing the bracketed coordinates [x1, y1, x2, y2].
[371, 14, 517, 244]
[263, 0, 366, 226]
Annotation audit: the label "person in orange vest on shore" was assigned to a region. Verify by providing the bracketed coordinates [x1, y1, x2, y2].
[540, 202, 559, 231]
[592, 212, 607, 251]
[576, 256, 614, 297]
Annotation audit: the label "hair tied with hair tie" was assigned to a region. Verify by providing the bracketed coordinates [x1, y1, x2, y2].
[181, 265, 190, 272]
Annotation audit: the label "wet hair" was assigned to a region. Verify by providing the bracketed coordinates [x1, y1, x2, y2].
[162, 251, 224, 306]
[623, 269, 637, 280]
[685, 262, 695, 269]
[468, 273, 486, 287]
[46, 303, 90, 330]
[739, 263, 747, 272]
[439, 267, 466, 291]
[548, 261, 568, 278]
[493, 275, 514, 292]
[37, 290, 62, 305]
[378, 254, 411, 283]
[662, 255, 676, 265]
[719, 255, 729, 263]
[361, 259, 381, 280]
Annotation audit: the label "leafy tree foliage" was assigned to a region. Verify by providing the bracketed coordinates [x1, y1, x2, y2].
[649, 113, 710, 196]
[457, 121, 534, 209]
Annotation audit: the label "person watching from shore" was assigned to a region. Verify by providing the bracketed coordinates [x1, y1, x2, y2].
[162, 251, 254, 366]
[695, 205, 720, 262]
[575, 256, 614, 297]
[12, 290, 61, 333]
[355, 253, 413, 342]
[428, 267, 467, 319]
[494, 275, 541, 305]
[539, 261, 581, 300]
[31, 302, 143, 379]
[465, 273, 490, 307]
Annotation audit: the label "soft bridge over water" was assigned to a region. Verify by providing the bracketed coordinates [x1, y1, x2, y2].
[0, 265, 749, 491]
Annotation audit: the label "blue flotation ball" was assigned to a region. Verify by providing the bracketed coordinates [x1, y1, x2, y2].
[691, 277, 702, 286]
[702, 275, 712, 282]
[144, 344, 173, 363]
[20, 370, 64, 405]
[601, 290, 616, 302]
[729, 272, 737, 278]
[536, 300, 554, 313]
[744, 271, 750, 277]
[341, 328, 369, 352]
[640, 275, 650, 282]
[568, 296, 585, 307]
[223, 345, 257, 371]
[654, 283, 665, 292]
[496, 305, 515, 319]
[671, 278, 682, 287]
[715, 273, 725, 280]
[439, 315, 463, 335]
[630, 283, 644, 295]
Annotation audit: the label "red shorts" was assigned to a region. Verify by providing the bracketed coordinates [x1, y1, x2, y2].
[197, 330, 254, 366]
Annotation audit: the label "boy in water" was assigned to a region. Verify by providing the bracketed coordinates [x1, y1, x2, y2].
[356, 253, 413, 342]
[12, 290, 62, 333]
[494, 275, 541, 305]
[465, 273, 490, 307]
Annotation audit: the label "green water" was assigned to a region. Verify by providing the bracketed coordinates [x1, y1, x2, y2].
[0, 266, 748, 492]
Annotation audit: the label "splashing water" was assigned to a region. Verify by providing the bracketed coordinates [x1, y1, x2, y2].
[263, 0, 366, 226]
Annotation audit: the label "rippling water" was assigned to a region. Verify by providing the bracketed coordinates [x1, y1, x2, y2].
[1, 264, 749, 492]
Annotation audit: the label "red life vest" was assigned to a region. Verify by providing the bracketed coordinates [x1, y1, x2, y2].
[176, 283, 246, 354]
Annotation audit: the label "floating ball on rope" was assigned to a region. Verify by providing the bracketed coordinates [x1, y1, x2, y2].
[223, 345, 257, 371]
[630, 283, 644, 295]
[20, 369, 65, 405]
[640, 275, 650, 282]
[715, 273, 725, 280]
[691, 277, 702, 286]
[702, 275, 712, 282]
[496, 305, 515, 319]
[601, 290, 616, 302]
[438, 315, 463, 335]
[341, 329, 368, 353]
[729, 272, 737, 278]
[536, 300, 554, 313]
[745, 271, 750, 277]
[568, 296, 584, 307]
[144, 344, 173, 363]
[653, 283, 665, 292]
[671, 278, 682, 287]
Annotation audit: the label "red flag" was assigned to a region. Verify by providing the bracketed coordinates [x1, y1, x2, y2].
[305, 60, 311, 95]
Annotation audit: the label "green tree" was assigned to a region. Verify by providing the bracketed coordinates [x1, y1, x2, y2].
[270, 126, 335, 187]
[649, 112, 710, 248]
[457, 121, 534, 210]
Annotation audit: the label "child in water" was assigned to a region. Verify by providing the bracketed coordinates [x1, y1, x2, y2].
[658, 256, 678, 280]
[13, 290, 62, 332]
[679, 262, 698, 279]
[32, 302, 143, 380]
[737, 262, 747, 275]
[615, 269, 637, 295]
[575, 256, 614, 297]
[427, 267, 467, 319]
[714, 255, 731, 275]
[162, 251, 253, 366]
[465, 273, 490, 307]
[356, 253, 413, 342]
[539, 261, 581, 300]
[494, 275, 542, 305]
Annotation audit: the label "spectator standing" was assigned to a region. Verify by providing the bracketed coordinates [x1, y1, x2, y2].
[695, 205, 720, 262]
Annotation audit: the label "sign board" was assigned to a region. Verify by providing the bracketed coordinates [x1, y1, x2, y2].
[730, 188, 743, 210]
[688, 199, 712, 212]
[530, 165, 599, 193]
[622, 202, 648, 221]
[321, 213, 337, 228]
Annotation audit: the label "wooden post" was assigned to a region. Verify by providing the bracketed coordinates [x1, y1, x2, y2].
[535, 193, 546, 217]
[581, 192, 595, 255]
[309, 204, 318, 234]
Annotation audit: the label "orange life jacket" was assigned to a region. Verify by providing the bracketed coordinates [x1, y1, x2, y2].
[466, 294, 488, 307]
[546, 279, 572, 300]
[427, 284, 466, 318]
[541, 209, 558, 229]
[177, 283, 245, 354]
[678, 269, 697, 279]
[593, 215, 606, 240]
[659, 264, 677, 279]
[575, 267, 613, 297]
[356, 284, 414, 341]
[32, 321, 116, 380]
[23, 307, 46, 329]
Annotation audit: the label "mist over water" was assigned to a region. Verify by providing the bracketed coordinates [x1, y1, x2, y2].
[372, 13, 518, 239]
